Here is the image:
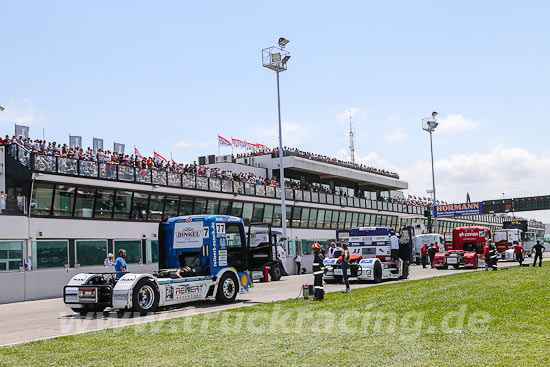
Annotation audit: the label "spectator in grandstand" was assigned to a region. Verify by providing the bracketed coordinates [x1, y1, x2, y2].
[114, 249, 127, 279]
[104, 253, 115, 267]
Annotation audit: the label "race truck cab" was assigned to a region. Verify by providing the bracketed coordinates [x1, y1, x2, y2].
[247, 226, 288, 281]
[323, 227, 409, 283]
[435, 226, 491, 269]
[64, 215, 253, 316]
[494, 229, 522, 261]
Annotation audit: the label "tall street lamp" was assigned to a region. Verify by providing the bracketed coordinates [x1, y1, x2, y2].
[422, 111, 439, 233]
[262, 38, 291, 245]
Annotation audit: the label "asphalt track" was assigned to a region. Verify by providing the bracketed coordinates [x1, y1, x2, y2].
[0, 255, 546, 347]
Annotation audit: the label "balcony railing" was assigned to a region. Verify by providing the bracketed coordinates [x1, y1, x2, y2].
[20, 152, 528, 222]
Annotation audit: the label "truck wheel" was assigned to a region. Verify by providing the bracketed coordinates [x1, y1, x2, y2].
[216, 272, 238, 303]
[269, 264, 282, 281]
[453, 264, 460, 269]
[373, 262, 382, 283]
[132, 278, 159, 316]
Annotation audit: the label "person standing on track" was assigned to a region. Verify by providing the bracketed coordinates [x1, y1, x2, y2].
[512, 241, 524, 265]
[311, 243, 325, 301]
[114, 249, 128, 279]
[295, 252, 302, 275]
[532, 241, 545, 267]
[484, 241, 491, 270]
[428, 243, 437, 269]
[341, 243, 351, 293]
[421, 243, 428, 268]
[390, 231, 400, 268]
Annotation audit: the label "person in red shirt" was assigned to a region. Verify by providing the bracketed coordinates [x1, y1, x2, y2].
[434, 242, 440, 253]
[420, 243, 428, 268]
[512, 241, 524, 265]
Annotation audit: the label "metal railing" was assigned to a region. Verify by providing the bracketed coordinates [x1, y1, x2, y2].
[18, 152, 532, 224]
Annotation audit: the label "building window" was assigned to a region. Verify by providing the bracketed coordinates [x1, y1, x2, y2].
[230, 201, 243, 218]
[330, 211, 340, 229]
[193, 198, 207, 215]
[179, 197, 194, 216]
[345, 212, 353, 228]
[53, 185, 76, 217]
[292, 207, 302, 227]
[308, 208, 318, 228]
[300, 208, 310, 228]
[323, 210, 332, 229]
[95, 189, 115, 219]
[76, 240, 107, 266]
[219, 200, 231, 216]
[164, 196, 179, 218]
[31, 182, 54, 216]
[207, 199, 220, 215]
[148, 240, 159, 263]
[272, 205, 281, 227]
[131, 192, 149, 220]
[74, 187, 95, 218]
[113, 190, 133, 219]
[316, 209, 325, 229]
[0, 241, 23, 271]
[351, 212, 359, 227]
[32, 240, 68, 269]
[252, 203, 264, 223]
[241, 203, 254, 226]
[263, 204, 274, 224]
[148, 194, 164, 221]
[114, 240, 141, 264]
[358, 213, 365, 227]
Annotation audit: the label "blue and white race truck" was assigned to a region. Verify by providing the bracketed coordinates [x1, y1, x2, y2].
[324, 227, 409, 283]
[64, 215, 256, 315]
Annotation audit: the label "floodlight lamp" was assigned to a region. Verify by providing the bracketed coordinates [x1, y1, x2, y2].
[432, 111, 438, 118]
[278, 37, 290, 48]
[428, 121, 439, 129]
[271, 53, 282, 63]
[0, 106, 4, 111]
[282, 55, 291, 65]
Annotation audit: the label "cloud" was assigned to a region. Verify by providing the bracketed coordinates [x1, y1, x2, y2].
[435, 114, 477, 134]
[337, 149, 399, 172]
[388, 115, 400, 121]
[0, 98, 42, 128]
[174, 140, 211, 149]
[401, 145, 550, 208]
[385, 129, 408, 142]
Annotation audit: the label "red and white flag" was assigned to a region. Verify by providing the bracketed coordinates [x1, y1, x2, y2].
[171, 158, 178, 165]
[154, 151, 168, 164]
[218, 135, 232, 147]
[231, 138, 246, 149]
[134, 146, 142, 158]
[256, 143, 269, 151]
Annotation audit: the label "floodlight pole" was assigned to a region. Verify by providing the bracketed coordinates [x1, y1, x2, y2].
[423, 115, 438, 234]
[429, 128, 437, 234]
[262, 42, 290, 248]
[275, 68, 288, 244]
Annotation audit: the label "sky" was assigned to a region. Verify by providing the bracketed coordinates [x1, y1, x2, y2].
[1, 1, 550, 223]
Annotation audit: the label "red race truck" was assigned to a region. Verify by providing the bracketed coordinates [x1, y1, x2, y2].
[435, 226, 491, 269]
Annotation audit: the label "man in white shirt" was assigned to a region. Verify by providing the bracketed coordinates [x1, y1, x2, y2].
[104, 253, 115, 267]
[0, 191, 6, 214]
[390, 231, 400, 267]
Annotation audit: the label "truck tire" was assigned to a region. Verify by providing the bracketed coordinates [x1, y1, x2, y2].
[269, 264, 282, 281]
[373, 261, 382, 283]
[472, 255, 478, 269]
[453, 264, 460, 269]
[216, 272, 238, 303]
[132, 278, 159, 316]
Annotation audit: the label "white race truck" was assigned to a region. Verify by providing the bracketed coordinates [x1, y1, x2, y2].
[64, 215, 254, 316]
[494, 229, 522, 262]
[324, 227, 408, 283]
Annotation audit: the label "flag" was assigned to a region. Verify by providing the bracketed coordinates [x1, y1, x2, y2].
[231, 138, 246, 149]
[218, 135, 232, 147]
[154, 151, 168, 164]
[134, 146, 142, 158]
[256, 143, 269, 151]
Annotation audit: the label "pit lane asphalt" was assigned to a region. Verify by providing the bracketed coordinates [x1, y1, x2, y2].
[1, 256, 546, 347]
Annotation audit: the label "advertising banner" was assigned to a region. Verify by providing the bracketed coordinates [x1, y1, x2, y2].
[173, 220, 204, 249]
[434, 202, 483, 218]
